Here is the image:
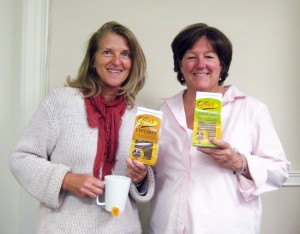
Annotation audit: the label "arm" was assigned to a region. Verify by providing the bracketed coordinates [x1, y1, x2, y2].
[237, 104, 290, 201]
[126, 159, 155, 202]
[198, 104, 290, 201]
[62, 172, 104, 198]
[197, 139, 252, 179]
[9, 95, 71, 209]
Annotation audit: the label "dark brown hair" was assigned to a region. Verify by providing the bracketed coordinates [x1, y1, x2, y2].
[171, 23, 232, 85]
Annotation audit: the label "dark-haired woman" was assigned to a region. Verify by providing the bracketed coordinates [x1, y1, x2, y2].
[149, 23, 289, 234]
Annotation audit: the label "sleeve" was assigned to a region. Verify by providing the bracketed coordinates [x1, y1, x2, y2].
[9, 93, 71, 209]
[128, 166, 155, 202]
[237, 104, 290, 201]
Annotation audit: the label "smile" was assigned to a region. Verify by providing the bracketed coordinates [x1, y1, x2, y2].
[194, 73, 209, 77]
[107, 69, 122, 74]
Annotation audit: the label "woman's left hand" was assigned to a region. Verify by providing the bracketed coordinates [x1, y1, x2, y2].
[126, 158, 148, 184]
[197, 138, 243, 172]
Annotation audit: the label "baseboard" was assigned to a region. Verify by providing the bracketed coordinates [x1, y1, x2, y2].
[283, 170, 300, 187]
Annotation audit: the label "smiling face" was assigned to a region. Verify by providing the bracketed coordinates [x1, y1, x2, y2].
[94, 32, 132, 99]
[180, 36, 222, 93]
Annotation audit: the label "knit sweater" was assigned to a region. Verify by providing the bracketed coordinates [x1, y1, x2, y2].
[10, 87, 155, 234]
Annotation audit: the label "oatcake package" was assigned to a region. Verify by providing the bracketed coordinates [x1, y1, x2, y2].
[192, 92, 222, 148]
[129, 107, 162, 165]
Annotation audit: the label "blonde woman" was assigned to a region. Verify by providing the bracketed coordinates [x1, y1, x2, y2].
[10, 21, 154, 234]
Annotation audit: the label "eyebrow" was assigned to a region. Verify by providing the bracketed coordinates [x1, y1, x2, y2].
[101, 47, 131, 52]
[185, 50, 216, 55]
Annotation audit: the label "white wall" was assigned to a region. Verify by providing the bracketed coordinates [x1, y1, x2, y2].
[2, 0, 300, 233]
[0, 0, 22, 233]
[1, 1, 48, 233]
[48, 0, 300, 170]
[47, 1, 300, 233]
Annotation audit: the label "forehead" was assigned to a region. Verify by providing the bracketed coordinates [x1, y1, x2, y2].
[98, 32, 130, 50]
[188, 36, 214, 53]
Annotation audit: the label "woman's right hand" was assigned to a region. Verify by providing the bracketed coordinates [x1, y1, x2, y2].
[62, 172, 104, 198]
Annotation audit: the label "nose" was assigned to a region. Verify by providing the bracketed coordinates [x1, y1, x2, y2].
[111, 54, 121, 66]
[196, 57, 206, 68]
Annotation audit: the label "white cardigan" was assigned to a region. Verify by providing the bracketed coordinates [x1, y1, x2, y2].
[10, 87, 154, 234]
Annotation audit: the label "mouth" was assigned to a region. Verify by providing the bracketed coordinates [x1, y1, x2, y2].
[193, 72, 209, 77]
[107, 68, 123, 75]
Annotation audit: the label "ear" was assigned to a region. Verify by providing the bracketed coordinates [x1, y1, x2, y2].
[179, 60, 183, 73]
[219, 63, 223, 77]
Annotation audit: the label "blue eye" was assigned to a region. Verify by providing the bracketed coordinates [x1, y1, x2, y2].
[121, 51, 131, 59]
[103, 50, 112, 56]
[206, 53, 217, 59]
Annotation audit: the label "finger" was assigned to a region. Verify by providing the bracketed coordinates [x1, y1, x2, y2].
[130, 171, 146, 184]
[126, 158, 134, 168]
[209, 138, 228, 149]
[132, 159, 147, 170]
[133, 166, 147, 177]
[126, 159, 148, 182]
[84, 188, 103, 198]
[197, 146, 210, 153]
[126, 158, 135, 174]
[91, 186, 105, 196]
[93, 181, 105, 191]
[132, 169, 139, 177]
[128, 160, 147, 176]
[131, 166, 146, 178]
[197, 147, 218, 156]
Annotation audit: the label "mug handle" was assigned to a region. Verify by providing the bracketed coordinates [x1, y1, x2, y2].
[96, 195, 105, 206]
[96, 181, 105, 206]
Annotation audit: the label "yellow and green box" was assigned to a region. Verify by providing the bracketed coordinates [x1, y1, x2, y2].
[192, 92, 222, 148]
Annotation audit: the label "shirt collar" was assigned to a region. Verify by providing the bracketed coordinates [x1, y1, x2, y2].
[163, 85, 246, 110]
[223, 85, 246, 104]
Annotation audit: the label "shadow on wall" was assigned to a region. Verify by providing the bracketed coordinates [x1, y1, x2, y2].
[138, 202, 150, 234]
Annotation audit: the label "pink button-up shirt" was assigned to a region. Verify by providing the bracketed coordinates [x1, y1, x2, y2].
[149, 86, 290, 234]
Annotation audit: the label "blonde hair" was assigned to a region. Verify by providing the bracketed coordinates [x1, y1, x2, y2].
[67, 21, 146, 108]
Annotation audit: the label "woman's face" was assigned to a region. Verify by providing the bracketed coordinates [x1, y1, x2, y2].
[180, 36, 222, 93]
[94, 32, 132, 96]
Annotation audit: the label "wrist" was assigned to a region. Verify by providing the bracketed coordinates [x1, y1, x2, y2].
[233, 148, 249, 174]
[62, 172, 71, 191]
[134, 175, 147, 187]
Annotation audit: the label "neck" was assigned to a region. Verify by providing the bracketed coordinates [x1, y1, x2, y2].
[185, 86, 227, 98]
[101, 90, 119, 102]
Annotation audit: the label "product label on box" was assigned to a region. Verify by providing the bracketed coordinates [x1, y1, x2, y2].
[129, 107, 162, 165]
[192, 92, 222, 148]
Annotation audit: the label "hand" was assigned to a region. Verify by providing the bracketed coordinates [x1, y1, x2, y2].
[197, 138, 246, 172]
[126, 158, 148, 184]
[62, 172, 104, 198]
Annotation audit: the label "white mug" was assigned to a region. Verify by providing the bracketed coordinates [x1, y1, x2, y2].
[96, 175, 131, 216]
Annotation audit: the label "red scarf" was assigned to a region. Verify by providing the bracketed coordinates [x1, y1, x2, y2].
[84, 94, 126, 180]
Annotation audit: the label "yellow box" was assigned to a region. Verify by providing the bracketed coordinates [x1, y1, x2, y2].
[129, 107, 162, 165]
